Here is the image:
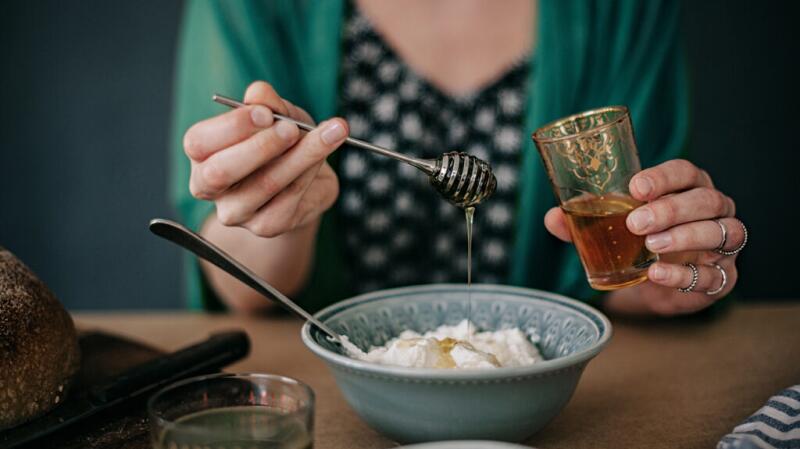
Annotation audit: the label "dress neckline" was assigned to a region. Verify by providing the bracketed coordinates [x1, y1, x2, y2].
[347, 6, 533, 103]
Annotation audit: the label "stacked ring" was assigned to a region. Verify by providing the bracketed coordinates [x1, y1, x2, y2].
[677, 262, 729, 295]
[706, 263, 728, 295]
[678, 263, 699, 293]
[714, 219, 728, 251]
[715, 219, 748, 256]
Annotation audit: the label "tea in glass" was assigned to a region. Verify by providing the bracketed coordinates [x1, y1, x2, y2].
[561, 193, 656, 289]
[533, 106, 656, 290]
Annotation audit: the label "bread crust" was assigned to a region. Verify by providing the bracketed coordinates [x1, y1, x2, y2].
[0, 247, 80, 430]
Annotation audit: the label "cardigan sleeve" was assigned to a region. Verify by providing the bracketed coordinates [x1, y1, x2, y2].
[585, 0, 689, 166]
[169, 0, 305, 310]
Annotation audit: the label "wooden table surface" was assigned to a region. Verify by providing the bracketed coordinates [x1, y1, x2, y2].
[75, 302, 800, 449]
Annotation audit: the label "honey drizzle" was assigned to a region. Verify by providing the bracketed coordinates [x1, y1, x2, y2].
[465, 206, 475, 339]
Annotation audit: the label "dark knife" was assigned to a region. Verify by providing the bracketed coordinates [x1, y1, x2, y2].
[0, 330, 250, 449]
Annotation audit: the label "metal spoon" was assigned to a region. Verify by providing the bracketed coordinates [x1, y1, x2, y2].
[148, 218, 343, 344]
[212, 94, 496, 208]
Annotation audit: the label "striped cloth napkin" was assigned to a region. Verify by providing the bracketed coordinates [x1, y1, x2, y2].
[718, 385, 800, 449]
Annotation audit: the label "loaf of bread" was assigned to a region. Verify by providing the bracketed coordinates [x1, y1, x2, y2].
[0, 247, 80, 430]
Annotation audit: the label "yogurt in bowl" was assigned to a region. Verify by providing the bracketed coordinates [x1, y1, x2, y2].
[301, 284, 612, 444]
[341, 320, 543, 369]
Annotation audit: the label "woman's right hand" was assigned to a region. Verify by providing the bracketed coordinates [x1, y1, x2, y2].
[184, 81, 348, 237]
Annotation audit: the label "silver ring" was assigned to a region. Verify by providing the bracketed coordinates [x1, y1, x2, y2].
[713, 219, 728, 252]
[706, 263, 728, 296]
[716, 219, 747, 256]
[678, 263, 699, 293]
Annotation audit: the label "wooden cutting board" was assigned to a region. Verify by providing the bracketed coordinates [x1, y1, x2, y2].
[18, 331, 163, 449]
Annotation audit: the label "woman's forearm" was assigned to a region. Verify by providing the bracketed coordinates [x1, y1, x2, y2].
[198, 213, 320, 313]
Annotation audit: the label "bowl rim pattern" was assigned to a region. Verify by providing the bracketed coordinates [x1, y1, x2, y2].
[301, 284, 612, 380]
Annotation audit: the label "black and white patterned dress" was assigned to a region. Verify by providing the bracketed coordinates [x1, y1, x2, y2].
[337, 8, 530, 294]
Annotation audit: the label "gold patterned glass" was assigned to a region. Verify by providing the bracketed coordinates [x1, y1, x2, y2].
[533, 106, 657, 290]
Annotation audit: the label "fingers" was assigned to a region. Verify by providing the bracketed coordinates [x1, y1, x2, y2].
[268, 117, 347, 182]
[644, 217, 746, 254]
[190, 120, 301, 200]
[244, 81, 290, 116]
[185, 80, 292, 162]
[186, 80, 342, 237]
[212, 118, 348, 226]
[216, 158, 319, 227]
[647, 259, 737, 297]
[627, 187, 736, 235]
[184, 105, 274, 162]
[629, 159, 713, 201]
[241, 163, 337, 237]
[544, 207, 572, 242]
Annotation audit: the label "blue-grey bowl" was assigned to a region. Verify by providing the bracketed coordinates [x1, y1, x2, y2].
[301, 284, 611, 443]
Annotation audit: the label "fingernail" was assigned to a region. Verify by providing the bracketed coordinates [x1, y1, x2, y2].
[646, 232, 672, 251]
[250, 106, 272, 127]
[634, 176, 654, 197]
[652, 264, 668, 281]
[320, 121, 346, 145]
[628, 208, 654, 232]
[275, 120, 298, 140]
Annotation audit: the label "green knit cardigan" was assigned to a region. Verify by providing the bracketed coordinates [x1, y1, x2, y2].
[169, 0, 688, 312]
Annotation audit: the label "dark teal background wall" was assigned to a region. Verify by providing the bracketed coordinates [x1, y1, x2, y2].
[0, 1, 797, 309]
[0, 1, 183, 309]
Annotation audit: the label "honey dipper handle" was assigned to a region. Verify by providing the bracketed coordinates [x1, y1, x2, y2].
[212, 94, 437, 175]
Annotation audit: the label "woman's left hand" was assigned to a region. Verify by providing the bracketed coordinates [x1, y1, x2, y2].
[544, 159, 747, 317]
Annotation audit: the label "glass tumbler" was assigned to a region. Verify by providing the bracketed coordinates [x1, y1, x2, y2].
[533, 106, 657, 290]
[148, 373, 314, 449]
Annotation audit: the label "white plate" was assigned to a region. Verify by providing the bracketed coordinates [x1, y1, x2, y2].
[396, 442, 535, 449]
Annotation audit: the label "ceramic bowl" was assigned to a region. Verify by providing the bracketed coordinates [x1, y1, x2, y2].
[301, 284, 611, 443]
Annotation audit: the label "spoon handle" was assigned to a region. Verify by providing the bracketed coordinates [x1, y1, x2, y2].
[212, 94, 438, 174]
[148, 218, 341, 344]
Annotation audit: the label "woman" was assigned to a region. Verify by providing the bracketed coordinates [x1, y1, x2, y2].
[171, 0, 746, 316]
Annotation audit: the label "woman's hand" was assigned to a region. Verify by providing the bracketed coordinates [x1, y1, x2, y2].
[544, 159, 746, 317]
[184, 81, 348, 237]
